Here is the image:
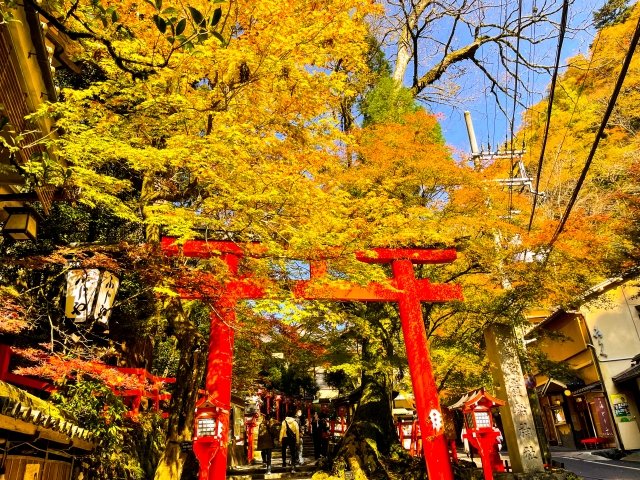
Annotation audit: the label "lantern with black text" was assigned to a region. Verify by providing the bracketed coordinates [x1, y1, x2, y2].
[265, 392, 273, 416]
[193, 400, 228, 480]
[65, 268, 120, 328]
[449, 388, 505, 480]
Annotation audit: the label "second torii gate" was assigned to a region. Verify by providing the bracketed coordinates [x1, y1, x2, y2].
[161, 238, 463, 480]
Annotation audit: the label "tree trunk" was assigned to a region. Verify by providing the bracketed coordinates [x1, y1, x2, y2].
[154, 299, 207, 480]
[330, 340, 426, 480]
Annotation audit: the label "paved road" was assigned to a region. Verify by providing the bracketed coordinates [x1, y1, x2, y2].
[551, 454, 640, 480]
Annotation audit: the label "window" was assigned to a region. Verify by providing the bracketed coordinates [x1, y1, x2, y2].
[465, 412, 475, 429]
[474, 411, 491, 428]
[198, 417, 217, 437]
[552, 408, 566, 424]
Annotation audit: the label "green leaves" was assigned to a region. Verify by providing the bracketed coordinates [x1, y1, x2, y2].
[104, 6, 119, 24]
[143, 0, 157, 11]
[188, 6, 205, 26]
[153, 14, 167, 34]
[176, 18, 187, 36]
[148, 4, 224, 48]
[212, 31, 225, 46]
[211, 7, 222, 27]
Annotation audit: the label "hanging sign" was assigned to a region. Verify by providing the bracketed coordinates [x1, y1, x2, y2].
[180, 441, 194, 452]
[594, 397, 614, 436]
[65, 269, 119, 327]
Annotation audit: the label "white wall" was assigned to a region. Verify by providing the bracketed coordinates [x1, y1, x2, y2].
[581, 282, 640, 449]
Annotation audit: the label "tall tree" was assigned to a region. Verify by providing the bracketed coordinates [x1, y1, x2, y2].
[385, 0, 580, 107]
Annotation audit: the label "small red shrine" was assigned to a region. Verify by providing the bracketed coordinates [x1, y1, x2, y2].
[450, 388, 506, 480]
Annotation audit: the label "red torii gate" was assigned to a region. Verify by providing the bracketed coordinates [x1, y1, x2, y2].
[161, 237, 463, 480]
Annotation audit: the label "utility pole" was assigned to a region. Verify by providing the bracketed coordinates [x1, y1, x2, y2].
[464, 112, 552, 464]
[463, 111, 543, 198]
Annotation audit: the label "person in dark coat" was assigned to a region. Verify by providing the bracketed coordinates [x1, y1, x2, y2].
[295, 409, 305, 464]
[257, 414, 278, 474]
[319, 413, 329, 458]
[311, 412, 322, 460]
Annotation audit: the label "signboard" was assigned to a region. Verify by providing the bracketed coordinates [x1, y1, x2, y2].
[611, 394, 632, 421]
[180, 441, 194, 452]
[197, 417, 217, 437]
[24, 463, 40, 480]
[594, 397, 614, 437]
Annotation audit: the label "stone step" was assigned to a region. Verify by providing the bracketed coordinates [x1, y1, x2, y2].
[228, 463, 320, 480]
[228, 472, 316, 480]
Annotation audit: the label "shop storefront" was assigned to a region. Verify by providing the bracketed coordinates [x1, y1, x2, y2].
[537, 380, 615, 449]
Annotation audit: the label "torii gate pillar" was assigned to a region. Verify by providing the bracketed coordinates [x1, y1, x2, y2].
[202, 304, 235, 480]
[393, 260, 453, 477]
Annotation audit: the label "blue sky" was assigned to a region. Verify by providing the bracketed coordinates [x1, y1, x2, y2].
[394, 0, 603, 155]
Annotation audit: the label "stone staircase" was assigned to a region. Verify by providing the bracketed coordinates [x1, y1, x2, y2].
[227, 463, 319, 480]
[227, 435, 321, 480]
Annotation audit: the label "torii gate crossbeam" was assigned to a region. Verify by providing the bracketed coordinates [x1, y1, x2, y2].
[161, 237, 463, 480]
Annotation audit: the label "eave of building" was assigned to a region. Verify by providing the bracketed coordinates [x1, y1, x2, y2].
[526, 271, 640, 338]
[0, 380, 96, 451]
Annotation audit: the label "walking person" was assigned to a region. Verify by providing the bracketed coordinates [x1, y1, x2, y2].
[295, 409, 305, 464]
[319, 412, 329, 458]
[258, 414, 278, 474]
[279, 414, 300, 472]
[311, 412, 322, 460]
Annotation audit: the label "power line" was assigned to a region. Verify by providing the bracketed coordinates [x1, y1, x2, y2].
[527, 0, 570, 231]
[542, 31, 602, 196]
[507, 0, 524, 219]
[550, 13, 640, 245]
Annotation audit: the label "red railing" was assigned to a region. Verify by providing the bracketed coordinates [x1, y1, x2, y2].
[0, 344, 175, 419]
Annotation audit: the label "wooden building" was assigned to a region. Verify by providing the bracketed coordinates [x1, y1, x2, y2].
[0, 380, 96, 480]
[1, 1, 78, 218]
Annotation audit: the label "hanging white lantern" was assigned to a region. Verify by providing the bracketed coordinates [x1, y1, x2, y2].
[94, 270, 120, 327]
[65, 269, 119, 328]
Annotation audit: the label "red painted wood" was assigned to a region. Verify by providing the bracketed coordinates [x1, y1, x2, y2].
[355, 248, 457, 264]
[392, 260, 454, 480]
[161, 237, 264, 258]
[205, 305, 234, 480]
[294, 279, 462, 302]
[161, 238, 457, 265]
[194, 253, 239, 480]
